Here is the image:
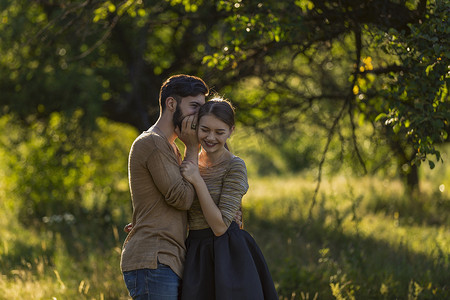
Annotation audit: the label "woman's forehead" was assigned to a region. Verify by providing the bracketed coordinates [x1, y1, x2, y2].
[199, 114, 229, 129]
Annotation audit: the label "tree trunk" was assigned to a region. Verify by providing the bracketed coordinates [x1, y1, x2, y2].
[386, 135, 420, 194]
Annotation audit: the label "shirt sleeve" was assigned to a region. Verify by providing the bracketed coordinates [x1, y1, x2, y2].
[218, 158, 249, 227]
[145, 137, 195, 211]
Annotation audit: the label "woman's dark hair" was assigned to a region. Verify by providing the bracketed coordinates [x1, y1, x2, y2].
[198, 97, 235, 129]
[159, 74, 209, 111]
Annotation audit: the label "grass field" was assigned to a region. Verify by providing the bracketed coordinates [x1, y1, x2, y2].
[1, 169, 449, 299]
[244, 174, 449, 299]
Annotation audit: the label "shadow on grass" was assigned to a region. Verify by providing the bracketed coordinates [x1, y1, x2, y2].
[3, 197, 448, 299]
[1, 239, 55, 276]
[245, 208, 450, 300]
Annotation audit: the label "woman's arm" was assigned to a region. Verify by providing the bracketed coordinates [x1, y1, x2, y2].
[192, 176, 229, 236]
[180, 160, 228, 236]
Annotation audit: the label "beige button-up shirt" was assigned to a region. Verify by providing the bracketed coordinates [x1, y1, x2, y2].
[120, 129, 195, 278]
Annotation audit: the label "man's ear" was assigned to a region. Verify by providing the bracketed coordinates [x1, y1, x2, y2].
[166, 97, 177, 112]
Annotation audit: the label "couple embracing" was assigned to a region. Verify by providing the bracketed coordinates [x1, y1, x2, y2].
[120, 75, 278, 300]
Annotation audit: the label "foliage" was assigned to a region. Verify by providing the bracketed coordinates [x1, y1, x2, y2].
[0, 113, 136, 256]
[0, 0, 229, 131]
[1, 116, 449, 299]
[2, 162, 449, 299]
[0, 0, 448, 192]
[374, 0, 449, 168]
[0, 115, 137, 299]
[204, 0, 449, 188]
[0, 1, 448, 298]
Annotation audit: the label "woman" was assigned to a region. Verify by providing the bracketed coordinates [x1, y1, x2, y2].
[180, 98, 278, 300]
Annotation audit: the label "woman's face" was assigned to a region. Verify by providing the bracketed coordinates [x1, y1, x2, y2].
[197, 114, 233, 153]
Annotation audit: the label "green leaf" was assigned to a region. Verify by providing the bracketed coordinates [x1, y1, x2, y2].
[425, 63, 435, 76]
[375, 113, 387, 122]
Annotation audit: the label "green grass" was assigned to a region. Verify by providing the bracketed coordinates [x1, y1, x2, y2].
[1, 173, 449, 299]
[243, 174, 450, 299]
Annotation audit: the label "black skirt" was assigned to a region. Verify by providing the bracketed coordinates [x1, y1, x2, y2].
[181, 222, 278, 300]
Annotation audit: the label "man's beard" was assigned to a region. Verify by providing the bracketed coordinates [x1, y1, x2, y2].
[172, 105, 184, 130]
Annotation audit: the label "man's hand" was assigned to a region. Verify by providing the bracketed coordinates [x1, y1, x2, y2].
[175, 115, 200, 163]
[175, 115, 199, 150]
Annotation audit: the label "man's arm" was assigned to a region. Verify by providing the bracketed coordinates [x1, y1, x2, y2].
[144, 139, 195, 210]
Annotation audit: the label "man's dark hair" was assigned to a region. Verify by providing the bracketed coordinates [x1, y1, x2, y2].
[159, 75, 209, 112]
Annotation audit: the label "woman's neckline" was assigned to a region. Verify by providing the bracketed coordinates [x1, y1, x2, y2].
[199, 151, 235, 169]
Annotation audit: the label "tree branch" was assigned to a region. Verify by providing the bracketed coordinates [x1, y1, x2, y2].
[361, 65, 406, 75]
[349, 26, 368, 174]
[306, 100, 347, 223]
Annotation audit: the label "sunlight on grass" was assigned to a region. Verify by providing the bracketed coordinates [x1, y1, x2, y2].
[242, 173, 450, 299]
[354, 215, 450, 258]
[2, 171, 449, 299]
[0, 199, 128, 299]
[0, 274, 61, 300]
[1, 128, 449, 299]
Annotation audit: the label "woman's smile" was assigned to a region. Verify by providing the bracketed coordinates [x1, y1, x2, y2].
[197, 114, 233, 154]
[203, 140, 218, 148]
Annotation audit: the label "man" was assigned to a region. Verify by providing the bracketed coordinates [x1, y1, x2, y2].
[120, 74, 209, 299]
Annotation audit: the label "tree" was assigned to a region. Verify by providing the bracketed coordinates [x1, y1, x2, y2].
[0, 0, 226, 130]
[202, 0, 449, 191]
[0, 0, 448, 191]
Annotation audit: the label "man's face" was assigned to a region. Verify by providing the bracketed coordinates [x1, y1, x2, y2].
[172, 94, 206, 129]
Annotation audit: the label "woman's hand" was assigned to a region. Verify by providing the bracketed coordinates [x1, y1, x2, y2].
[234, 207, 244, 229]
[124, 223, 133, 233]
[180, 160, 201, 184]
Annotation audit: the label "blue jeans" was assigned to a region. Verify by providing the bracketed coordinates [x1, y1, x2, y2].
[123, 263, 181, 300]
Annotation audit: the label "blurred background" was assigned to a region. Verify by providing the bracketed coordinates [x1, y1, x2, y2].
[0, 0, 448, 299]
